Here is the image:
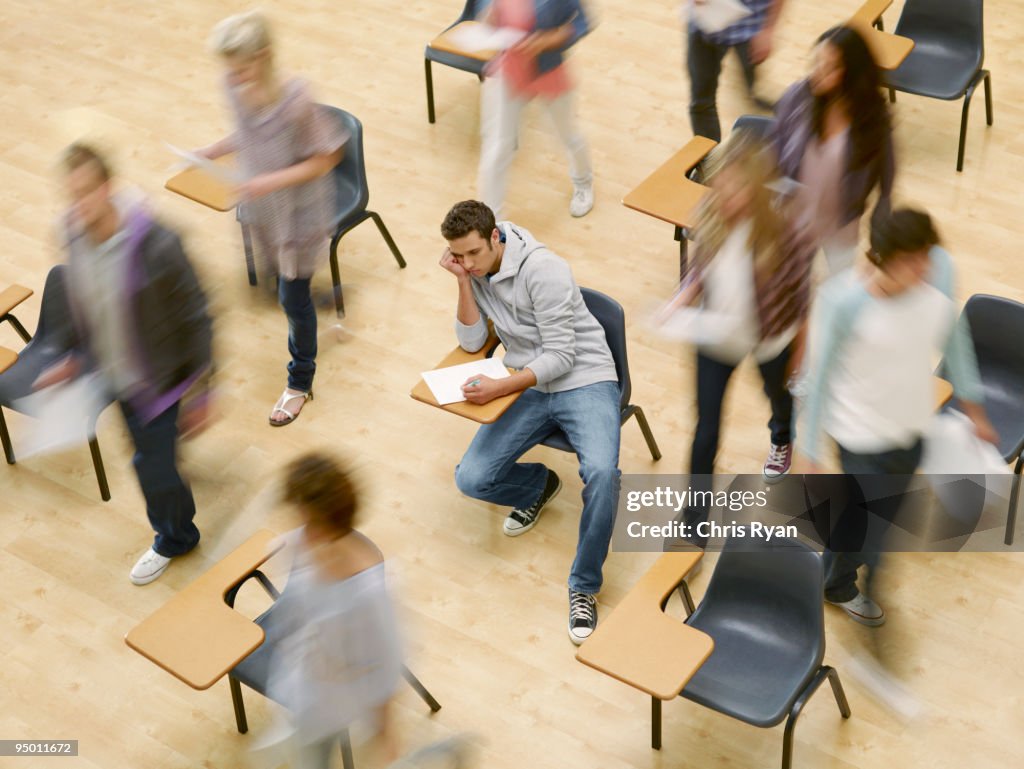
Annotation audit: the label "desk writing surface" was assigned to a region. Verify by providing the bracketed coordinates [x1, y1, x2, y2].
[847, 20, 914, 71]
[124, 529, 282, 690]
[576, 552, 713, 700]
[0, 347, 17, 373]
[934, 376, 953, 410]
[850, 0, 892, 25]
[411, 337, 521, 424]
[622, 136, 717, 230]
[0, 285, 33, 317]
[165, 160, 237, 212]
[429, 21, 498, 62]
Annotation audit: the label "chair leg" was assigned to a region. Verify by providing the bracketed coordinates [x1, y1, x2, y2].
[651, 696, 662, 750]
[1, 314, 32, 343]
[339, 728, 355, 769]
[0, 407, 14, 465]
[826, 666, 852, 718]
[402, 665, 441, 712]
[888, 87, 896, 103]
[87, 436, 111, 502]
[873, 17, 884, 32]
[367, 211, 407, 269]
[329, 235, 345, 319]
[425, 58, 436, 124]
[958, 78, 982, 173]
[983, 70, 993, 125]
[252, 570, 281, 600]
[627, 405, 662, 461]
[1005, 455, 1022, 546]
[674, 226, 689, 281]
[228, 675, 248, 734]
[241, 220, 257, 286]
[677, 580, 696, 617]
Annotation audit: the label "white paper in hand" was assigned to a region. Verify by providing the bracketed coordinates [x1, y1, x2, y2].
[651, 304, 743, 346]
[447, 24, 527, 53]
[421, 357, 510, 405]
[11, 373, 109, 459]
[164, 142, 242, 185]
[689, 0, 753, 35]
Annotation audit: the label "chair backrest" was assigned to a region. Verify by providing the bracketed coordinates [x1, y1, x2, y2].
[456, 0, 481, 24]
[580, 287, 630, 410]
[961, 294, 1024, 381]
[321, 105, 370, 215]
[32, 264, 76, 355]
[895, 0, 984, 57]
[695, 536, 825, 654]
[731, 114, 773, 140]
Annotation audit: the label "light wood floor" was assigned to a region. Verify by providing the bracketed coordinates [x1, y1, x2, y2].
[2, 0, 1023, 767]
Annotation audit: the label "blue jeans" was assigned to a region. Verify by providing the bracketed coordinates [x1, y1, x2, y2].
[278, 277, 317, 392]
[120, 400, 200, 557]
[454, 381, 621, 595]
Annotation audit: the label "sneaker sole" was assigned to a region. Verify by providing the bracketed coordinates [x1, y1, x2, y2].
[130, 562, 170, 586]
[568, 626, 591, 646]
[503, 477, 562, 537]
[826, 599, 886, 627]
[762, 467, 791, 484]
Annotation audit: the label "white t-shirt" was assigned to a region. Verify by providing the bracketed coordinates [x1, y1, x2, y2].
[699, 221, 797, 365]
[826, 280, 957, 453]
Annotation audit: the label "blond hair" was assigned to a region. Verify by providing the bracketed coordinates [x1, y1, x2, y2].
[691, 130, 787, 278]
[209, 10, 273, 59]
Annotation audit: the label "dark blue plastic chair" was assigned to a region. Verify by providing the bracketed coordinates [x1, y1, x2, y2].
[424, 0, 487, 123]
[675, 536, 850, 769]
[0, 265, 113, 501]
[884, 0, 993, 172]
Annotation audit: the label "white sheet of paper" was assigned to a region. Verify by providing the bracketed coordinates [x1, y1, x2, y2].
[421, 357, 511, 405]
[651, 304, 743, 346]
[689, 0, 753, 35]
[10, 374, 109, 459]
[446, 24, 527, 53]
[164, 142, 242, 185]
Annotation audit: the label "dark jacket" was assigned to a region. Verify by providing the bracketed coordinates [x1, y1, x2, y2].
[65, 202, 213, 424]
[770, 79, 895, 228]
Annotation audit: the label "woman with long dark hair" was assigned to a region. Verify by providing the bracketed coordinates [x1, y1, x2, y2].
[771, 24, 895, 274]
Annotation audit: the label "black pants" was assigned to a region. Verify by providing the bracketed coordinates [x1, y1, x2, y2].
[120, 400, 200, 557]
[687, 27, 758, 142]
[823, 440, 924, 602]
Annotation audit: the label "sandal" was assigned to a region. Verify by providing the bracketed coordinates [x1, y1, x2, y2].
[268, 389, 313, 427]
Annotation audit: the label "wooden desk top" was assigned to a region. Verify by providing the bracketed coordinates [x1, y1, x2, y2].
[848, 20, 914, 70]
[124, 529, 283, 690]
[411, 336, 521, 424]
[165, 161, 237, 212]
[934, 376, 953, 409]
[850, 0, 892, 25]
[576, 551, 714, 700]
[0, 284, 33, 318]
[622, 136, 717, 230]
[428, 21, 497, 63]
[0, 346, 17, 374]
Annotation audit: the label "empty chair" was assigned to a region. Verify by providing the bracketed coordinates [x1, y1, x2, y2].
[424, 0, 487, 124]
[674, 536, 850, 769]
[538, 287, 661, 461]
[224, 569, 440, 769]
[241, 106, 406, 318]
[884, 0, 992, 172]
[0, 265, 113, 500]
[939, 294, 1024, 544]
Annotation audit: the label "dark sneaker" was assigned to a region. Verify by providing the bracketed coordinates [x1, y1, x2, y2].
[763, 442, 792, 482]
[827, 592, 886, 627]
[568, 590, 598, 645]
[503, 470, 561, 537]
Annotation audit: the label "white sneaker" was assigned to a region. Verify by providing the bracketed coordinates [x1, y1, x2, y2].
[569, 184, 594, 217]
[130, 548, 172, 585]
[827, 592, 886, 626]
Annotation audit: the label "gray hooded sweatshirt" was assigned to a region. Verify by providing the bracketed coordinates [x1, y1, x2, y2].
[455, 221, 618, 394]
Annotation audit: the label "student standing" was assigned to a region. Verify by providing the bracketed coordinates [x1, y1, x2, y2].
[199, 10, 347, 426]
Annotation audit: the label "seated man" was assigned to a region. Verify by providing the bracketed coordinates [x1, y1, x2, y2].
[438, 200, 621, 645]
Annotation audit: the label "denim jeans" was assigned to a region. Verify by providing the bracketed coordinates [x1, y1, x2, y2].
[120, 400, 200, 557]
[687, 27, 757, 142]
[278, 277, 317, 392]
[823, 439, 924, 602]
[455, 380, 621, 595]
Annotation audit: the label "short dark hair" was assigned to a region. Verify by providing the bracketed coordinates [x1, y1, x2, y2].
[441, 200, 496, 241]
[869, 208, 940, 266]
[62, 142, 112, 182]
[283, 451, 359, 534]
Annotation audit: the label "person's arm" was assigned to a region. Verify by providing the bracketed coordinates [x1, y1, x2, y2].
[749, 0, 786, 64]
[513, 0, 590, 58]
[439, 248, 490, 352]
[237, 150, 341, 200]
[195, 134, 239, 160]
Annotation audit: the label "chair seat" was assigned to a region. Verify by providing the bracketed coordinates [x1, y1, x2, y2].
[0, 345, 113, 420]
[947, 391, 1024, 463]
[424, 45, 487, 76]
[680, 618, 822, 727]
[230, 604, 290, 697]
[886, 38, 982, 100]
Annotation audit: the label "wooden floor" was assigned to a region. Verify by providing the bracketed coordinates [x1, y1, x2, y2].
[2, 0, 1023, 766]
